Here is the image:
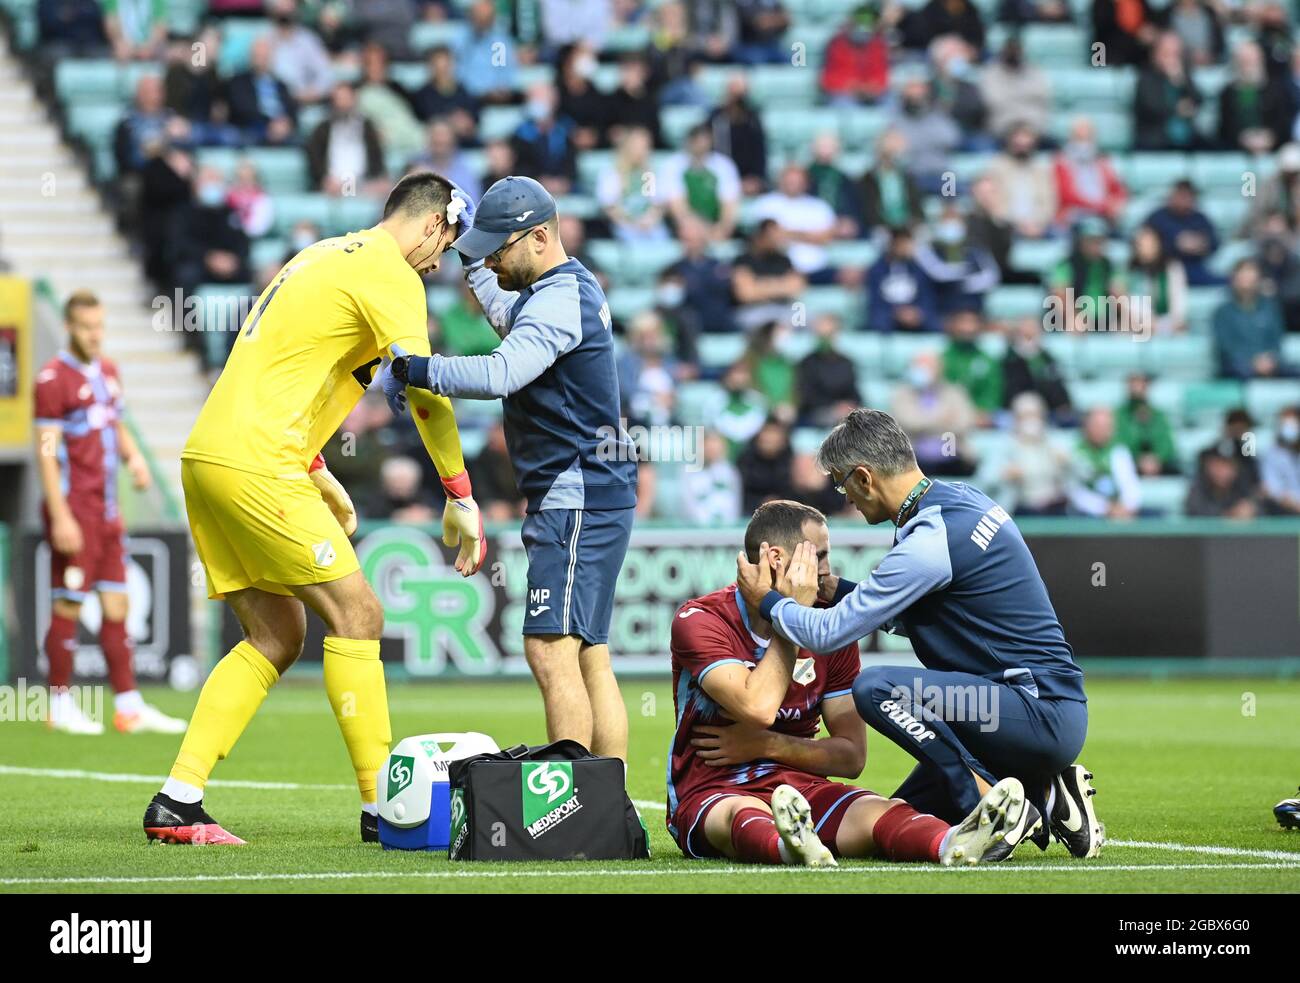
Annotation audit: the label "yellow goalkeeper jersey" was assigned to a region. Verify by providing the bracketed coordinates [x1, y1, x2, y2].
[184, 227, 458, 479]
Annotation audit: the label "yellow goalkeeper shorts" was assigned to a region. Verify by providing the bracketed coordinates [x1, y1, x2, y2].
[181, 458, 360, 599]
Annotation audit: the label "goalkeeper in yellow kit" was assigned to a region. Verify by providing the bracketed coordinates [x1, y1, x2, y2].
[144, 172, 486, 845]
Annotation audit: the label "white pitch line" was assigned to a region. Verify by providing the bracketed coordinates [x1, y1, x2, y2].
[3, 764, 1298, 866]
[2, 862, 1298, 888]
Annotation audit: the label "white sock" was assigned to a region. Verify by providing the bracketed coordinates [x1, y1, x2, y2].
[938, 827, 955, 857]
[161, 778, 203, 804]
[776, 839, 794, 865]
[361, 802, 378, 817]
[115, 689, 144, 714]
[1045, 785, 1057, 818]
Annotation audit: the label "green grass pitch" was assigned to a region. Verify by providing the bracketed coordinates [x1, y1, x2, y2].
[1, 677, 1298, 894]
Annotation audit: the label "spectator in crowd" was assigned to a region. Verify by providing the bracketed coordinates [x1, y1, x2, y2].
[680, 431, 743, 525]
[715, 361, 769, 453]
[481, 138, 516, 187]
[171, 164, 251, 292]
[1116, 372, 1180, 475]
[114, 75, 189, 175]
[929, 35, 989, 150]
[942, 309, 1003, 423]
[225, 36, 298, 146]
[457, 0, 518, 102]
[1243, 142, 1300, 239]
[618, 311, 679, 428]
[1054, 115, 1128, 230]
[1048, 216, 1125, 333]
[1261, 406, 1300, 513]
[1213, 258, 1287, 379]
[1185, 442, 1258, 517]
[737, 417, 796, 512]
[1253, 3, 1296, 81]
[999, 0, 1070, 25]
[820, 2, 893, 105]
[976, 392, 1072, 516]
[690, 0, 740, 63]
[322, 391, 394, 513]
[357, 41, 424, 157]
[651, 1, 708, 106]
[866, 225, 941, 332]
[859, 128, 925, 236]
[665, 215, 736, 336]
[376, 456, 439, 524]
[38, 0, 108, 56]
[1002, 315, 1074, 423]
[436, 279, 499, 357]
[708, 75, 769, 195]
[607, 52, 662, 147]
[733, 221, 800, 331]
[1161, 0, 1225, 68]
[752, 164, 842, 284]
[892, 349, 977, 475]
[663, 124, 742, 241]
[1127, 223, 1188, 333]
[980, 36, 1051, 141]
[1135, 32, 1204, 150]
[352, 0, 419, 59]
[556, 42, 609, 151]
[888, 75, 961, 194]
[225, 159, 274, 240]
[557, 214, 605, 289]
[649, 270, 701, 368]
[412, 46, 480, 143]
[792, 451, 847, 517]
[807, 132, 863, 237]
[469, 421, 524, 521]
[915, 206, 1001, 315]
[1204, 407, 1261, 489]
[1218, 39, 1291, 153]
[597, 126, 669, 242]
[163, 29, 236, 146]
[283, 217, 321, 259]
[306, 82, 387, 196]
[138, 145, 195, 288]
[407, 119, 481, 202]
[1281, 47, 1300, 142]
[901, 0, 985, 53]
[268, 0, 334, 104]
[1092, 0, 1158, 68]
[540, 0, 613, 51]
[1145, 179, 1220, 285]
[986, 121, 1056, 239]
[742, 322, 796, 410]
[795, 314, 861, 427]
[966, 173, 1037, 285]
[732, 0, 791, 64]
[103, 0, 165, 62]
[1069, 406, 1142, 518]
[1254, 216, 1300, 328]
[510, 82, 578, 195]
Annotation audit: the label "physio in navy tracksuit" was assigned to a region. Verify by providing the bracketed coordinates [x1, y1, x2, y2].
[393, 176, 638, 760]
[739, 408, 1103, 858]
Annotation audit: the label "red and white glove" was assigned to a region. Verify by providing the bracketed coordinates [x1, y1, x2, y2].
[308, 453, 358, 537]
[441, 471, 487, 576]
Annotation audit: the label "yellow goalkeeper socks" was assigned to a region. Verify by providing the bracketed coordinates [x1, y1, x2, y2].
[170, 640, 280, 790]
[323, 636, 391, 805]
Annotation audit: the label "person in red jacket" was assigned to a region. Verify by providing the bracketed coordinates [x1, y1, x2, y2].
[820, 3, 896, 104]
[1054, 116, 1129, 229]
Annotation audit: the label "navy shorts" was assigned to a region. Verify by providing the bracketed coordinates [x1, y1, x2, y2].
[520, 507, 633, 645]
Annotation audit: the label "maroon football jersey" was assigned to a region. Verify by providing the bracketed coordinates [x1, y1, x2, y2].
[667, 584, 861, 823]
[34, 352, 125, 520]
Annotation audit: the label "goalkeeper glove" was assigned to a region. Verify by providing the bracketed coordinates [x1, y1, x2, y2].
[440, 471, 487, 576]
[389, 343, 432, 393]
[308, 454, 358, 536]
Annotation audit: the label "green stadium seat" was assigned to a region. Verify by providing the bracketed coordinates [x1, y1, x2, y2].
[748, 66, 821, 106]
[250, 237, 288, 270]
[117, 62, 161, 100]
[1245, 379, 1300, 424]
[1070, 377, 1126, 410]
[1021, 25, 1089, 67]
[298, 103, 329, 139]
[576, 150, 615, 193]
[1120, 153, 1191, 195]
[1191, 153, 1253, 191]
[675, 381, 725, 426]
[479, 105, 524, 142]
[517, 65, 556, 89]
[603, 25, 651, 52]
[1184, 287, 1221, 334]
[390, 62, 428, 92]
[217, 18, 272, 75]
[426, 285, 458, 313]
[196, 147, 309, 195]
[801, 285, 859, 322]
[838, 106, 889, 151]
[1199, 196, 1249, 231]
[1138, 476, 1189, 514]
[332, 196, 383, 234]
[56, 61, 121, 106]
[1010, 240, 1066, 275]
[761, 107, 842, 153]
[166, 0, 206, 35]
[824, 240, 877, 268]
[792, 427, 830, 455]
[660, 105, 707, 147]
[623, 241, 685, 284]
[607, 286, 655, 321]
[1283, 335, 1300, 365]
[781, 23, 836, 64]
[1175, 426, 1220, 470]
[554, 193, 599, 220]
[410, 21, 469, 53]
[586, 240, 623, 280]
[273, 193, 332, 236]
[837, 332, 884, 372]
[66, 104, 123, 149]
[1182, 380, 1245, 427]
[697, 335, 748, 370]
[879, 334, 945, 377]
[1137, 336, 1214, 380]
[985, 286, 1045, 321]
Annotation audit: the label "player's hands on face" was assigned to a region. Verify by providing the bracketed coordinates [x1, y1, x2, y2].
[442, 494, 487, 576]
[735, 541, 775, 608]
[127, 453, 152, 491]
[777, 541, 819, 607]
[51, 512, 83, 556]
[690, 721, 772, 767]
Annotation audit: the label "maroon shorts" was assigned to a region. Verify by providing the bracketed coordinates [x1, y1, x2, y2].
[671, 769, 876, 859]
[42, 506, 127, 602]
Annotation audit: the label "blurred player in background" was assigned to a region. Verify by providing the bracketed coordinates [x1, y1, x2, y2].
[34, 290, 186, 737]
[144, 172, 486, 845]
[669, 500, 1032, 868]
[392, 176, 637, 761]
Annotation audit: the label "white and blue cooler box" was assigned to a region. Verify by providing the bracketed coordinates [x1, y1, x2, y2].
[377, 733, 499, 851]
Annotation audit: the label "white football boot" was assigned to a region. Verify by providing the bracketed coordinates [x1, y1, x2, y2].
[941, 777, 1038, 866]
[770, 784, 838, 868]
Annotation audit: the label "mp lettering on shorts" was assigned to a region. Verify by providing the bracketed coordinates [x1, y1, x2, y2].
[528, 587, 551, 617]
[969, 505, 1011, 552]
[49, 914, 152, 963]
[879, 699, 937, 743]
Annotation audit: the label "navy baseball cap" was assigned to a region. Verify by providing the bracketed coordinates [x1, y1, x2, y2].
[453, 175, 558, 260]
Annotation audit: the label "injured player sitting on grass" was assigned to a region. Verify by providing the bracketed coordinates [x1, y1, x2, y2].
[666, 500, 1035, 867]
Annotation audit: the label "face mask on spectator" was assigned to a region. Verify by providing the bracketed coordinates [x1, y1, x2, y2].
[908, 364, 936, 389]
[293, 230, 316, 252]
[575, 55, 598, 79]
[655, 283, 685, 308]
[1281, 418, 1300, 444]
[527, 98, 551, 121]
[947, 56, 970, 79]
[198, 182, 225, 207]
